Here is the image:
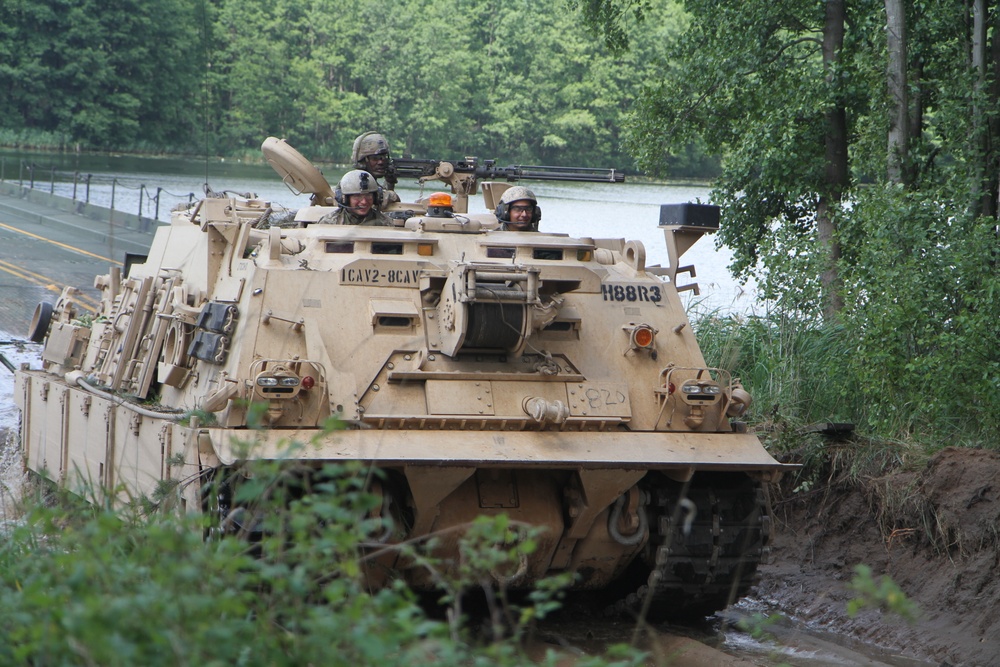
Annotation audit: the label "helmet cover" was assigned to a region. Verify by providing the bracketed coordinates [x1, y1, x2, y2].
[352, 132, 390, 167]
[335, 169, 383, 208]
[495, 186, 541, 229]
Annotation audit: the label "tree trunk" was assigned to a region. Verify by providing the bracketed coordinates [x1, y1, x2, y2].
[970, 0, 989, 217]
[908, 58, 924, 158]
[885, 0, 908, 184]
[983, 1, 1000, 219]
[820, 0, 848, 318]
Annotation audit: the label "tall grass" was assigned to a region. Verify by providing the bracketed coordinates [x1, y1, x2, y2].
[694, 310, 856, 432]
[692, 308, 992, 485]
[0, 129, 74, 152]
[0, 131, 219, 160]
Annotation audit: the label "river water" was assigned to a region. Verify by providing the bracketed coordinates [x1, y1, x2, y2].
[0, 149, 758, 316]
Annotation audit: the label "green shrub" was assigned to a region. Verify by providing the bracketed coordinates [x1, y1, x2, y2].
[0, 453, 642, 666]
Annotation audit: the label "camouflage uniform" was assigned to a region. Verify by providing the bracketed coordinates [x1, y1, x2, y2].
[319, 208, 393, 226]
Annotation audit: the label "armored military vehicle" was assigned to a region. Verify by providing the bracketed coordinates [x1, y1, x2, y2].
[14, 138, 789, 617]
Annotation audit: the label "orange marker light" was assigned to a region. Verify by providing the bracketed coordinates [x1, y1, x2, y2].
[428, 192, 453, 208]
[633, 326, 655, 348]
[624, 323, 658, 356]
[417, 243, 434, 256]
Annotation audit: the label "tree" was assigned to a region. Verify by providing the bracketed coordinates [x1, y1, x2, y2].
[575, 0, 1000, 313]
[585, 1, 863, 315]
[819, 0, 848, 316]
[969, 0, 1000, 218]
[0, 0, 204, 148]
[205, 0, 684, 167]
[0, 1, 61, 136]
[885, 0, 909, 184]
[1, 0, 693, 169]
[577, 0, 1000, 437]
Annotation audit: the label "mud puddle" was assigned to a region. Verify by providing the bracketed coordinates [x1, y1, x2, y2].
[717, 603, 936, 666]
[532, 599, 936, 666]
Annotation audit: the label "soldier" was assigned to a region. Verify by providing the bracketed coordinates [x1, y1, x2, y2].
[318, 170, 393, 226]
[494, 186, 541, 231]
[352, 131, 401, 209]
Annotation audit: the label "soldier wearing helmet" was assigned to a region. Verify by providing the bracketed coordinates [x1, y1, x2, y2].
[318, 170, 392, 226]
[495, 186, 541, 231]
[351, 131, 401, 209]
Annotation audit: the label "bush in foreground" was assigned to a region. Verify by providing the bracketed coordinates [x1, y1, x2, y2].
[0, 463, 643, 667]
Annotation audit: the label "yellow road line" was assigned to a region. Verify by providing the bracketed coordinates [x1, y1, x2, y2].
[0, 221, 115, 263]
[0, 258, 65, 286]
[0, 258, 100, 310]
[0, 259, 51, 287]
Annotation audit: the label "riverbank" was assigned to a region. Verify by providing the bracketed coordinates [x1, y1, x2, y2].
[756, 446, 1000, 666]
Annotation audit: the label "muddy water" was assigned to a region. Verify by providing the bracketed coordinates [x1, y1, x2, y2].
[0, 150, 758, 315]
[717, 604, 936, 666]
[531, 607, 937, 666]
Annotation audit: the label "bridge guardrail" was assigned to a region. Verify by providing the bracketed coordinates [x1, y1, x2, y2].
[0, 157, 198, 227]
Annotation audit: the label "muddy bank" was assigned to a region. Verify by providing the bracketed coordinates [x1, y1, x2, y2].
[757, 447, 1000, 667]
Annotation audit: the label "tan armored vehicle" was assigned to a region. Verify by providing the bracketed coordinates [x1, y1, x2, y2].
[14, 139, 789, 616]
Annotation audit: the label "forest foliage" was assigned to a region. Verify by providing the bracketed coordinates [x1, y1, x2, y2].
[582, 0, 1000, 445]
[0, 0, 715, 173]
[0, 456, 643, 665]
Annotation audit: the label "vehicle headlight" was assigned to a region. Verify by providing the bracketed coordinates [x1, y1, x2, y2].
[680, 381, 722, 401]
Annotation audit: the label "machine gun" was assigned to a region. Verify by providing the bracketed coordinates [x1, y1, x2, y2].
[260, 136, 626, 215]
[385, 157, 625, 213]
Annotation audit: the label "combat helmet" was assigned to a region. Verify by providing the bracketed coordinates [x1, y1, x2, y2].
[495, 186, 541, 230]
[352, 132, 391, 174]
[335, 169, 384, 209]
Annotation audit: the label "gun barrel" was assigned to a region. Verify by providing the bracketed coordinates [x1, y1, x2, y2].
[489, 165, 626, 183]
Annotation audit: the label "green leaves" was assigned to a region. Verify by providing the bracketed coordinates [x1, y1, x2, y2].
[0, 458, 636, 666]
[836, 184, 1000, 439]
[0, 0, 690, 166]
[848, 564, 918, 622]
[571, 0, 650, 54]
